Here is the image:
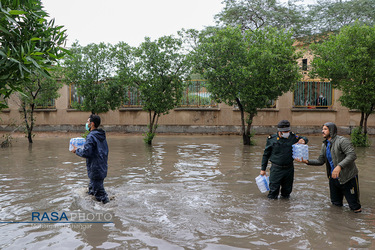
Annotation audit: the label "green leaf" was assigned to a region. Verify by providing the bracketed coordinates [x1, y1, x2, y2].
[26, 56, 42, 69]
[59, 47, 71, 55]
[0, 25, 10, 35]
[9, 10, 27, 15]
[30, 52, 44, 56]
[0, 74, 10, 80]
[47, 53, 57, 59]
[0, 50, 8, 58]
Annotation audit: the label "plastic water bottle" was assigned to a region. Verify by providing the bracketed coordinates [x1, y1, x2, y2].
[255, 175, 270, 193]
[292, 144, 309, 160]
[69, 137, 86, 151]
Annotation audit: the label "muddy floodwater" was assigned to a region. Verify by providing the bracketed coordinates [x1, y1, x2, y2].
[1, 134, 375, 249]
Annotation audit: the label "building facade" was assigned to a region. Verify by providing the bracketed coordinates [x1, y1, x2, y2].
[1, 43, 374, 135]
[0, 82, 374, 135]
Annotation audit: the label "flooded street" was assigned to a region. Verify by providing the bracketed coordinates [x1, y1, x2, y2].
[1, 134, 375, 249]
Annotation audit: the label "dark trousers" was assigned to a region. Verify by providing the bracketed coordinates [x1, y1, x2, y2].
[329, 175, 361, 211]
[268, 163, 294, 199]
[88, 179, 108, 202]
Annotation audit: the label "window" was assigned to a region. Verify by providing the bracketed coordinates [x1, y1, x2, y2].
[294, 81, 333, 109]
[122, 87, 142, 107]
[266, 99, 276, 108]
[35, 99, 56, 109]
[69, 84, 84, 108]
[302, 59, 308, 71]
[180, 80, 217, 107]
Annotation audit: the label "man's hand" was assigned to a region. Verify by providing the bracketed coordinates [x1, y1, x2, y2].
[295, 157, 308, 164]
[260, 170, 267, 176]
[71, 145, 77, 154]
[297, 139, 306, 144]
[332, 165, 341, 179]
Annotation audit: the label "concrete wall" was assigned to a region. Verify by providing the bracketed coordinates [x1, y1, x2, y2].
[1, 84, 374, 135]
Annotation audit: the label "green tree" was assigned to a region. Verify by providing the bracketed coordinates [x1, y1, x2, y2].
[113, 41, 135, 86]
[18, 68, 63, 143]
[192, 26, 300, 145]
[215, 0, 306, 36]
[122, 36, 190, 144]
[310, 22, 375, 146]
[63, 42, 127, 114]
[0, 0, 68, 109]
[307, 0, 375, 36]
[215, 0, 375, 41]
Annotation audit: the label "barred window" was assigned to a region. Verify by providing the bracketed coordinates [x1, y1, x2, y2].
[122, 87, 142, 107]
[294, 81, 333, 109]
[180, 80, 217, 108]
[35, 99, 56, 109]
[266, 99, 276, 108]
[69, 84, 84, 108]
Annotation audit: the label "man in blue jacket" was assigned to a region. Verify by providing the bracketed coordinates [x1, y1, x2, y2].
[72, 114, 110, 204]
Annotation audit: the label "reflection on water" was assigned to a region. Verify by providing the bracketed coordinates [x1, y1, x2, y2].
[0, 135, 375, 249]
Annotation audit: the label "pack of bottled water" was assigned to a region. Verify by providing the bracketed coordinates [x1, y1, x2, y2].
[69, 137, 86, 151]
[255, 175, 270, 193]
[292, 144, 309, 160]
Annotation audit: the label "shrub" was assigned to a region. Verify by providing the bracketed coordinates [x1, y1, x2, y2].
[1, 134, 13, 148]
[143, 132, 155, 145]
[351, 127, 370, 147]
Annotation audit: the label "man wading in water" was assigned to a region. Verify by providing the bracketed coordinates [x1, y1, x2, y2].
[296, 122, 361, 213]
[72, 114, 110, 204]
[261, 120, 308, 199]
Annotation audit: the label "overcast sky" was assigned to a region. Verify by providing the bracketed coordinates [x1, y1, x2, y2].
[42, 0, 224, 47]
[42, 0, 317, 48]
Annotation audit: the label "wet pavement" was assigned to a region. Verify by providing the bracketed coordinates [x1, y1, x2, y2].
[0, 134, 375, 249]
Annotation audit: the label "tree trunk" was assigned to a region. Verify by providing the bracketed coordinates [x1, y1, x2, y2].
[28, 104, 35, 143]
[22, 104, 33, 143]
[27, 131, 33, 143]
[242, 132, 251, 145]
[364, 112, 370, 135]
[236, 98, 250, 145]
[359, 112, 364, 128]
[245, 113, 255, 145]
[146, 110, 159, 145]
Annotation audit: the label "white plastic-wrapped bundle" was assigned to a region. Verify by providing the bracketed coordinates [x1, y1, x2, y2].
[292, 144, 309, 160]
[255, 175, 270, 193]
[69, 137, 86, 151]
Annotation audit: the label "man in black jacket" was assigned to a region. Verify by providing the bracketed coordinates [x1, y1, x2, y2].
[261, 120, 308, 199]
[72, 114, 110, 204]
